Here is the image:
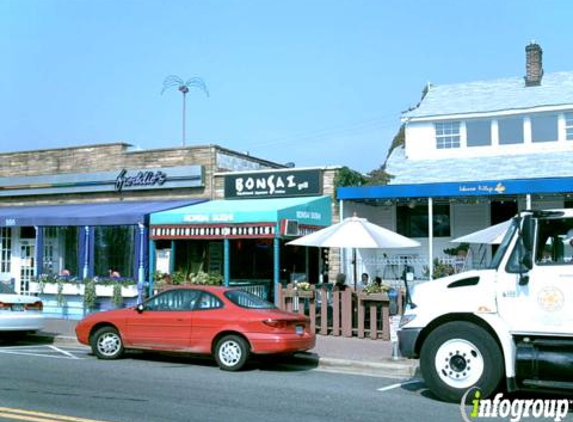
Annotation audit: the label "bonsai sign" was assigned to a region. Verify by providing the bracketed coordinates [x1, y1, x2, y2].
[224, 170, 322, 199]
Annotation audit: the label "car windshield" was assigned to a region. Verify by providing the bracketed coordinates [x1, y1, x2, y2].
[224, 290, 276, 309]
[0, 283, 15, 294]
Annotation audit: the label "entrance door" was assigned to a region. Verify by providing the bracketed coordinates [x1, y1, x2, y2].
[19, 240, 35, 294]
[0, 228, 12, 286]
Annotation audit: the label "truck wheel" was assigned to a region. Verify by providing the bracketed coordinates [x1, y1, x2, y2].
[420, 321, 503, 402]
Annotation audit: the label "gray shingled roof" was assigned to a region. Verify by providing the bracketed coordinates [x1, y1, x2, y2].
[404, 71, 573, 119]
[385, 146, 573, 184]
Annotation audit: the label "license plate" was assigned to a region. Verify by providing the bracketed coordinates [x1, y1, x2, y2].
[11, 304, 24, 311]
[295, 325, 304, 335]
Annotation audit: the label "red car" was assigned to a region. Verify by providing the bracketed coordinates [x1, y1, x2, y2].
[75, 286, 315, 371]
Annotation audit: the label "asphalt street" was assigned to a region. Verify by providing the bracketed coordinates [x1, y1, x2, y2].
[0, 341, 468, 422]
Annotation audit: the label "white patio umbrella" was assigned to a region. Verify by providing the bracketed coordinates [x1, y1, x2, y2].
[451, 219, 511, 245]
[287, 215, 420, 288]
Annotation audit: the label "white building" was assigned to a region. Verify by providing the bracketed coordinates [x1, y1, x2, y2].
[338, 43, 573, 282]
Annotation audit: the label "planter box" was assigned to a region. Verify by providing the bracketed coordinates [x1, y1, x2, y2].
[358, 292, 389, 301]
[30, 282, 138, 298]
[296, 290, 315, 299]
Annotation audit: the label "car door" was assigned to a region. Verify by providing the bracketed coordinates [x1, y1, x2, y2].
[124, 289, 200, 350]
[187, 292, 226, 353]
[496, 217, 573, 335]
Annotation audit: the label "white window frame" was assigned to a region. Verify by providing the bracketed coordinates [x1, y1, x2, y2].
[0, 228, 11, 274]
[435, 121, 461, 149]
[565, 112, 573, 141]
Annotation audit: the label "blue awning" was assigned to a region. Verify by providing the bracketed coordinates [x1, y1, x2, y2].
[0, 199, 207, 227]
[151, 196, 332, 227]
[337, 177, 573, 200]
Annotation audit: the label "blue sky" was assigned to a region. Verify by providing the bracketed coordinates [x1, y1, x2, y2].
[1, 0, 572, 173]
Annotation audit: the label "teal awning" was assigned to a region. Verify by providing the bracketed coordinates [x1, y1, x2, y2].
[150, 196, 332, 227]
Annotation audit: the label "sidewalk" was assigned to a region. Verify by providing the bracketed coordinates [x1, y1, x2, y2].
[37, 318, 419, 379]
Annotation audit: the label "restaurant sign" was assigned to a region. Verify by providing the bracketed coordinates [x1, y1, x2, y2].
[0, 165, 203, 197]
[224, 169, 322, 199]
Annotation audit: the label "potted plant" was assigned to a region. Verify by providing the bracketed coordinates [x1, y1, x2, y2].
[294, 282, 314, 298]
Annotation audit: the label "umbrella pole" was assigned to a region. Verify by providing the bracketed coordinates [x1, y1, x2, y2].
[352, 248, 357, 290]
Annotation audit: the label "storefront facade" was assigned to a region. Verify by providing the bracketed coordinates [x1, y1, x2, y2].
[149, 167, 340, 301]
[0, 143, 283, 294]
[337, 44, 573, 283]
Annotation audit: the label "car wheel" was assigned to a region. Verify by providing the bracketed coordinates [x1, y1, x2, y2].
[215, 335, 250, 371]
[91, 326, 124, 360]
[420, 321, 503, 402]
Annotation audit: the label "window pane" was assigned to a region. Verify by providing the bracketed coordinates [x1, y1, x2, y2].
[435, 122, 460, 149]
[0, 228, 11, 273]
[466, 120, 491, 147]
[94, 226, 135, 278]
[531, 114, 558, 143]
[565, 112, 573, 141]
[498, 117, 523, 145]
[535, 218, 573, 265]
[396, 205, 451, 238]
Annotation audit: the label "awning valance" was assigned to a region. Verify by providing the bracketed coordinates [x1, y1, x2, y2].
[0, 199, 206, 227]
[150, 196, 332, 228]
[338, 176, 573, 201]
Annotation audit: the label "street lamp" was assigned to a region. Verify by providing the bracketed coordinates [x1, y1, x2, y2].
[161, 75, 209, 147]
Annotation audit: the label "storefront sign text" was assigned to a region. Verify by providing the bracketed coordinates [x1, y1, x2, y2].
[225, 170, 322, 199]
[115, 169, 167, 192]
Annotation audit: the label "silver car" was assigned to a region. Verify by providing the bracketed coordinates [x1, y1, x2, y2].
[0, 282, 44, 333]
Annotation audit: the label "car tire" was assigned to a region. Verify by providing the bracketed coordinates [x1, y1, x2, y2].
[420, 321, 503, 403]
[214, 335, 250, 371]
[91, 326, 124, 360]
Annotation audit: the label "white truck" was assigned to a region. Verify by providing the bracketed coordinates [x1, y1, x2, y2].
[398, 210, 573, 402]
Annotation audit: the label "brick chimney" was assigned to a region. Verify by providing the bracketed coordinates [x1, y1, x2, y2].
[525, 42, 543, 87]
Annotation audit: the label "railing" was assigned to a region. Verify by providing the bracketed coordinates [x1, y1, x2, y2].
[277, 284, 404, 340]
[229, 280, 271, 301]
[357, 256, 469, 282]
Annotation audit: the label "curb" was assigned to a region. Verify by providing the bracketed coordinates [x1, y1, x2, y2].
[294, 353, 418, 379]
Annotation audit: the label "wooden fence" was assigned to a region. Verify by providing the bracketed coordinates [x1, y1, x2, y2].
[277, 284, 403, 340]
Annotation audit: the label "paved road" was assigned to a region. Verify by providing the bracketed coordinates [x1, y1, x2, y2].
[0, 340, 544, 422]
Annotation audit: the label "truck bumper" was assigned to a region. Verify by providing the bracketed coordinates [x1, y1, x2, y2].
[398, 327, 422, 359]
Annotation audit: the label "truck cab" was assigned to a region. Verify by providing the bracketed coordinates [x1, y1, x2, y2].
[398, 209, 573, 402]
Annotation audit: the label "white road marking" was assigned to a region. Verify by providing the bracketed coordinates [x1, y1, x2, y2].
[0, 345, 84, 359]
[377, 379, 424, 392]
[49, 345, 81, 359]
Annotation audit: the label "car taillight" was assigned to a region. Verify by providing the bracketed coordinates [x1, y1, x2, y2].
[25, 301, 43, 311]
[262, 319, 290, 329]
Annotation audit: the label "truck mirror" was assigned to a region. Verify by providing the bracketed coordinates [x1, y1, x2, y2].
[521, 252, 533, 271]
[521, 215, 535, 252]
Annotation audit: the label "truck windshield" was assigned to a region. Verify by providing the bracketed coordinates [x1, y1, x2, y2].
[489, 219, 518, 269]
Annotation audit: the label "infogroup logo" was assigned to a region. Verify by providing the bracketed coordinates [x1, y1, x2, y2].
[460, 388, 570, 422]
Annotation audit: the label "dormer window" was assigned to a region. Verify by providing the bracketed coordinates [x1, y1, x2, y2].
[466, 119, 492, 147]
[531, 113, 558, 143]
[435, 121, 460, 149]
[566, 113, 573, 141]
[498, 117, 524, 145]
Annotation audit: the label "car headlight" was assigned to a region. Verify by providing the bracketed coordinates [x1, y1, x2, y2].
[399, 314, 416, 328]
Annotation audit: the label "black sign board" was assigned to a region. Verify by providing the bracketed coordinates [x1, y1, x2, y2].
[224, 169, 322, 199]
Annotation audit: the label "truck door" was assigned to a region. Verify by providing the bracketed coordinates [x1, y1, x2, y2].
[496, 217, 573, 335]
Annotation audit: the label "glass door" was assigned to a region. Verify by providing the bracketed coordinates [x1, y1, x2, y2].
[19, 240, 35, 294]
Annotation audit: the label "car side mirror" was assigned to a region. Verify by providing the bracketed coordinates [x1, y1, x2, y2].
[136, 303, 145, 314]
